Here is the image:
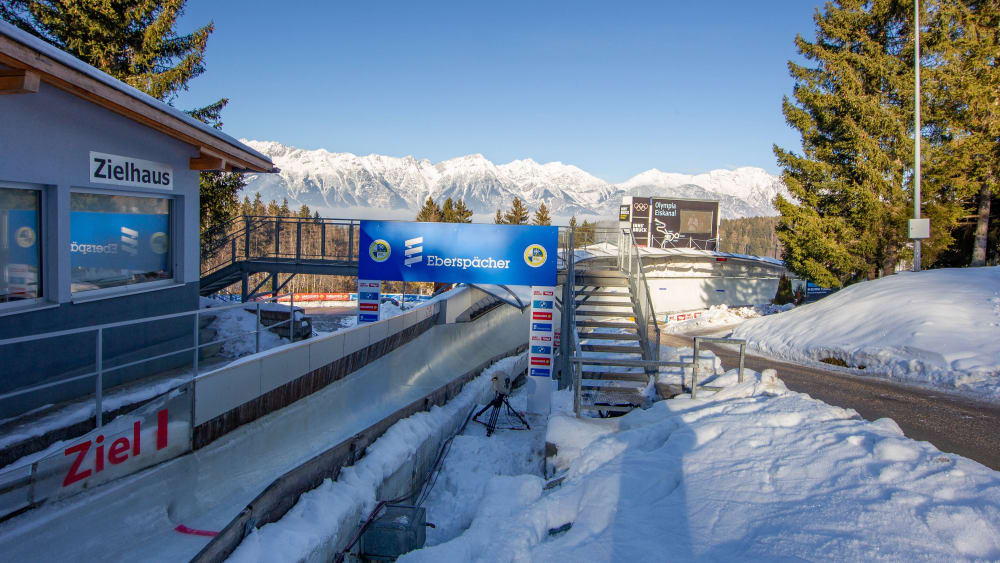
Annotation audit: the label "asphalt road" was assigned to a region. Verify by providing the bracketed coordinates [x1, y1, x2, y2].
[662, 333, 1000, 471]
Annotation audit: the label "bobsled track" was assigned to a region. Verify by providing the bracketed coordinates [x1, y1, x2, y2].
[0, 295, 529, 562]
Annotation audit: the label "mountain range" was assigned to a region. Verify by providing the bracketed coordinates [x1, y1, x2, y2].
[241, 140, 789, 220]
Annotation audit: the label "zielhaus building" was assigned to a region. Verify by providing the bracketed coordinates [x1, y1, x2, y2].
[0, 21, 274, 419]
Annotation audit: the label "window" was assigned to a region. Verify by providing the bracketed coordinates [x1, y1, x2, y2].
[0, 186, 42, 304]
[70, 192, 171, 293]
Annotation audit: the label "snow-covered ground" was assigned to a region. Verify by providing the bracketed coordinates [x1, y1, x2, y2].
[229, 343, 1000, 562]
[663, 303, 794, 334]
[733, 267, 1000, 402]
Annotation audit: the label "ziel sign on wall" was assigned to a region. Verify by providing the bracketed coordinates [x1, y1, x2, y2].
[358, 221, 558, 286]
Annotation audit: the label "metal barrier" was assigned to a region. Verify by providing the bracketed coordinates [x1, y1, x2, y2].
[690, 336, 747, 399]
[202, 215, 361, 278]
[0, 294, 301, 429]
[619, 228, 661, 362]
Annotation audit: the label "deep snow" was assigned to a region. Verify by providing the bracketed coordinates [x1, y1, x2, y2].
[402, 368, 1000, 561]
[225, 346, 1000, 562]
[733, 267, 1000, 402]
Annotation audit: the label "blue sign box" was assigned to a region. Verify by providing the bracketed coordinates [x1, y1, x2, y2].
[358, 221, 557, 285]
[531, 345, 552, 355]
[531, 322, 552, 332]
[532, 300, 553, 309]
[530, 368, 551, 377]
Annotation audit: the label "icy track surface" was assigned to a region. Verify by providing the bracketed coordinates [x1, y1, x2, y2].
[733, 267, 1000, 402]
[401, 370, 1000, 562]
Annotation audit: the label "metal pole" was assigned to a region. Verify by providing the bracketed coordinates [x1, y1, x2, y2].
[738, 342, 746, 384]
[95, 329, 103, 428]
[290, 288, 295, 343]
[913, 0, 922, 272]
[256, 301, 262, 353]
[691, 338, 699, 399]
[296, 221, 302, 260]
[193, 313, 200, 377]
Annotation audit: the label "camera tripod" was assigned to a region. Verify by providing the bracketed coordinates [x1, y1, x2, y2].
[474, 392, 530, 437]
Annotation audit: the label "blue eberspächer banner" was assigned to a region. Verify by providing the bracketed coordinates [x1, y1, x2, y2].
[358, 221, 558, 286]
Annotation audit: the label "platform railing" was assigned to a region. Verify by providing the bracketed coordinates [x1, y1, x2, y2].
[0, 294, 302, 429]
[202, 215, 361, 278]
[620, 228, 660, 362]
[690, 336, 747, 399]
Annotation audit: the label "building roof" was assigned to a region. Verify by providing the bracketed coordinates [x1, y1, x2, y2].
[0, 20, 275, 173]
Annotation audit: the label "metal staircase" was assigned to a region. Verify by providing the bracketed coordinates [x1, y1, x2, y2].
[570, 231, 661, 416]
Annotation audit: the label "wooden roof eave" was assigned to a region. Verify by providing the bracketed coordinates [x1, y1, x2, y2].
[0, 34, 275, 174]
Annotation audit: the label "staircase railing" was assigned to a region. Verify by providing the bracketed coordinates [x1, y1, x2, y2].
[620, 228, 660, 363]
[201, 215, 361, 279]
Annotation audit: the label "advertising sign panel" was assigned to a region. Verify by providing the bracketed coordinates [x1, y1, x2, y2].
[527, 286, 556, 414]
[358, 279, 381, 323]
[358, 221, 557, 286]
[623, 197, 720, 250]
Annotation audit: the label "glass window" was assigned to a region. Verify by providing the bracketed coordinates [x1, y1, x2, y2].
[70, 193, 171, 293]
[1, 186, 42, 304]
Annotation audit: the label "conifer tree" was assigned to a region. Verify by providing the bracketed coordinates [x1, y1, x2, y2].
[503, 197, 530, 225]
[926, 1, 1000, 266]
[297, 204, 311, 218]
[279, 198, 291, 216]
[440, 197, 456, 222]
[532, 203, 552, 226]
[251, 193, 266, 216]
[774, 1, 917, 287]
[493, 209, 505, 224]
[453, 198, 473, 223]
[415, 196, 442, 222]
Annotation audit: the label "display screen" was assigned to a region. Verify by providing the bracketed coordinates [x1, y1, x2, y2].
[679, 210, 714, 234]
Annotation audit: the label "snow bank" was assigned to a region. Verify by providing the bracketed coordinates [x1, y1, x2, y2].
[664, 303, 794, 334]
[200, 297, 288, 358]
[733, 267, 1000, 401]
[404, 367, 1000, 561]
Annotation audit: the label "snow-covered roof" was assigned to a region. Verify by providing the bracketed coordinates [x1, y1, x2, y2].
[0, 20, 273, 173]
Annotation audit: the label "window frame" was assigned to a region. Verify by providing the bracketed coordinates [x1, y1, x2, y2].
[0, 181, 45, 312]
[68, 187, 176, 298]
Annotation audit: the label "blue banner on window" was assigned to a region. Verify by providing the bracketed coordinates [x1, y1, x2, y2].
[70, 212, 169, 271]
[6, 209, 40, 267]
[358, 221, 557, 285]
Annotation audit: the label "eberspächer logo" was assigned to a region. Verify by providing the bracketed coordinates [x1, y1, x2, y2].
[523, 244, 547, 268]
[369, 239, 391, 262]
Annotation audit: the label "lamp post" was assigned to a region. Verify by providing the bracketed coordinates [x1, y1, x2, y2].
[909, 0, 932, 270]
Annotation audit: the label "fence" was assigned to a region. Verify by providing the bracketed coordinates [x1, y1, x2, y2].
[0, 297, 442, 520]
[202, 216, 361, 279]
[0, 294, 302, 430]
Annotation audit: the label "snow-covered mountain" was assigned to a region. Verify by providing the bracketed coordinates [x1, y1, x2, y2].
[241, 140, 788, 220]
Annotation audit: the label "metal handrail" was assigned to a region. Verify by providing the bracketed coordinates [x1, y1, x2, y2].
[201, 215, 361, 279]
[621, 228, 661, 362]
[0, 293, 302, 427]
[690, 336, 747, 399]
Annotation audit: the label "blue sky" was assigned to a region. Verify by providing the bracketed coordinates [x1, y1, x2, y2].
[175, 1, 824, 182]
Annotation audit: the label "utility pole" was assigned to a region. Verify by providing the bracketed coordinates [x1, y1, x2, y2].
[912, 0, 923, 272]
